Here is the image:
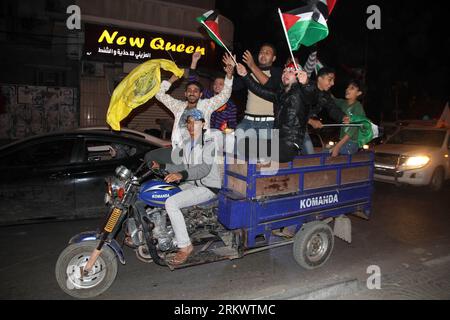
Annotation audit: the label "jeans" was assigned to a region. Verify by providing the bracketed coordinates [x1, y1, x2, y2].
[236, 119, 274, 140]
[301, 132, 315, 155]
[165, 183, 216, 248]
[235, 119, 274, 159]
[339, 140, 359, 155]
[235, 138, 300, 163]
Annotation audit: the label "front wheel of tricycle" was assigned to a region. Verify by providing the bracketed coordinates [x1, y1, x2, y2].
[293, 221, 334, 270]
[55, 240, 118, 299]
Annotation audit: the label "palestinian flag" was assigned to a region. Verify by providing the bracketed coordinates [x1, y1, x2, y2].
[281, 0, 336, 50]
[326, 0, 337, 15]
[346, 115, 379, 147]
[196, 10, 225, 48]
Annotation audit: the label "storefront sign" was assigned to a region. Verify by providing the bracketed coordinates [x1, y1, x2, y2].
[84, 23, 217, 66]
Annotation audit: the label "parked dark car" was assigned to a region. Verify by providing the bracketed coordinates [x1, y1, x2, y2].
[0, 130, 160, 225]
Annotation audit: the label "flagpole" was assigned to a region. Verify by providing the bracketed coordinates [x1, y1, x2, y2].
[201, 21, 237, 66]
[321, 124, 364, 128]
[278, 8, 300, 71]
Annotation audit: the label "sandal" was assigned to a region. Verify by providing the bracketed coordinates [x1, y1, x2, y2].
[169, 245, 194, 266]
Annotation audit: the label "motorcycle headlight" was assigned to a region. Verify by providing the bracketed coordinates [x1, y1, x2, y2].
[115, 165, 132, 181]
[400, 155, 430, 170]
[106, 177, 126, 201]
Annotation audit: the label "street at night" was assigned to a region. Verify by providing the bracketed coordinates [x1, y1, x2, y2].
[0, 0, 449, 305]
[1, 182, 449, 300]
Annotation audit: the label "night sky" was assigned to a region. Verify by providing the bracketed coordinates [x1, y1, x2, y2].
[216, 0, 450, 122]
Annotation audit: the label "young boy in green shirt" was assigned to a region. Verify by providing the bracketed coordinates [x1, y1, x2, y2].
[331, 80, 366, 156]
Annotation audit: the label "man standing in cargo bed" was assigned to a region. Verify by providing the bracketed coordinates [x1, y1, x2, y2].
[144, 58, 235, 167]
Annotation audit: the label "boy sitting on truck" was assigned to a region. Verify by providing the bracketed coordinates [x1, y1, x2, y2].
[331, 80, 366, 156]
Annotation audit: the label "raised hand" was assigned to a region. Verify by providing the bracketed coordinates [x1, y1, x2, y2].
[224, 63, 234, 79]
[242, 50, 256, 69]
[190, 52, 202, 70]
[192, 52, 201, 63]
[222, 53, 236, 67]
[236, 63, 248, 77]
[296, 70, 308, 85]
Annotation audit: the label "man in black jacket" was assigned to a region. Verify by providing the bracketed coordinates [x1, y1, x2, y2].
[223, 44, 282, 140]
[235, 62, 309, 163]
[301, 67, 349, 154]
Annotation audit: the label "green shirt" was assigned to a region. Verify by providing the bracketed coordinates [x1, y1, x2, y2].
[334, 98, 366, 142]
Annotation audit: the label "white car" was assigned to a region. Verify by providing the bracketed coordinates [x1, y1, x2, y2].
[374, 126, 450, 191]
[78, 127, 171, 148]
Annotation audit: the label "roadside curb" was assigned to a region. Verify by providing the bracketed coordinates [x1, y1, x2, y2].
[255, 278, 361, 300]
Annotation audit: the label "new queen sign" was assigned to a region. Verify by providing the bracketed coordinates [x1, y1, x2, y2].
[84, 23, 217, 67]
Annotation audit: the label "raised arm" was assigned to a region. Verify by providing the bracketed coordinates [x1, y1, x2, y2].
[189, 52, 215, 98]
[155, 76, 184, 114]
[242, 50, 269, 85]
[222, 53, 246, 91]
[201, 63, 234, 112]
[236, 63, 276, 103]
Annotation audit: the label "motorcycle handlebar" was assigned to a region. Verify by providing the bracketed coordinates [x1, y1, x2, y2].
[134, 160, 147, 176]
[137, 167, 169, 184]
[137, 169, 153, 184]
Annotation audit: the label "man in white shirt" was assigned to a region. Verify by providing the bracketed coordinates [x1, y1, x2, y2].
[144, 61, 234, 167]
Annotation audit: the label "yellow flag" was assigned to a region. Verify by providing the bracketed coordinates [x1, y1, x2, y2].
[106, 59, 185, 130]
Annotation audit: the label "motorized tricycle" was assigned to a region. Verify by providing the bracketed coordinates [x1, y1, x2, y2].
[55, 151, 374, 298]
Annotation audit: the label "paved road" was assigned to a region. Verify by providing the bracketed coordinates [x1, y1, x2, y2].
[0, 182, 449, 300]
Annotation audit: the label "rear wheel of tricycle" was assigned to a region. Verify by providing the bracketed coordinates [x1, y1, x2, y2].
[55, 240, 118, 299]
[293, 221, 334, 270]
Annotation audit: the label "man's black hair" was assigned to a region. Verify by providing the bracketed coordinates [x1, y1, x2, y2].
[348, 79, 366, 100]
[260, 43, 277, 56]
[185, 81, 203, 92]
[317, 67, 336, 78]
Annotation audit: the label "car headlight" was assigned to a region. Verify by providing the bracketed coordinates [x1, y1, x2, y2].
[400, 155, 430, 170]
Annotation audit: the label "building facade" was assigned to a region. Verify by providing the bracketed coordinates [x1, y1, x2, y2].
[0, 0, 234, 140]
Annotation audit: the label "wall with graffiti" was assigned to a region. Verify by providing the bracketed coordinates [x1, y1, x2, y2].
[0, 84, 78, 140]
